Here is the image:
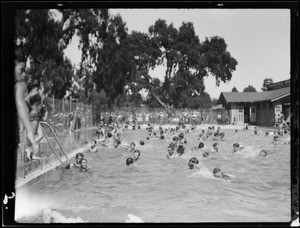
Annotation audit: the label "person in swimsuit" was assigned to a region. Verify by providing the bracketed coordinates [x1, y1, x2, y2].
[72, 153, 84, 169]
[177, 145, 185, 156]
[188, 157, 200, 169]
[126, 157, 134, 166]
[133, 150, 141, 162]
[24, 78, 45, 161]
[88, 140, 98, 153]
[232, 143, 245, 154]
[213, 168, 234, 180]
[79, 158, 91, 172]
[212, 143, 219, 152]
[14, 61, 39, 156]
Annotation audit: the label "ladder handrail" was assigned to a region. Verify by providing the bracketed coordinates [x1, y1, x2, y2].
[39, 121, 70, 164]
[40, 126, 64, 166]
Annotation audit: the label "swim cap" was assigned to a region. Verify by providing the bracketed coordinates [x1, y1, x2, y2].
[183, 139, 187, 144]
[213, 167, 221, 174]
[233, 143, 239, 148]
[198, 142, 204, 148]
[126, 157, 134, 166]
[213, 143, 218, 148]
[265, 132, 269, 136]
[107, 132, 112, 138]
[160, 135, 165, 140]
[140, 140, 145, 145]
[190, 157, 199, 164]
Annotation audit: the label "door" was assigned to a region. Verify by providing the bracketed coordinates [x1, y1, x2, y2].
[250, 106, 257, 123]
[237, 106, 244, 124]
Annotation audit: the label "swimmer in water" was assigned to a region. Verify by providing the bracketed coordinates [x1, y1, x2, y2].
[235, 129, 238, 133]
[129, 142, 136, 152]
[168, 136, 179, 153]
[166, 149, 175, 159]
[177, 145, 185, 156]
[202, 151, 210, 158]
[191, 142, 204, 151]
[178, 132, 187, 144]
[188, 157, 200, 169]
[212, 143, 219, 152]
[115, 139, 121, 148]
[88, 140, 98, 153]
[72, 153, 84, 169]
[213, 167, 233, 180]
[254, 127, 258, 135]
[133, 150, 140, 162]
[232, 143, 245, 154]
[126, 157, 134, 166]
[198, 130, 206, 140]
[259, 150, 268, 157]
[79, 158, 91, 172]
[137, 123, 141, 130]
[140, 140, 145, 146]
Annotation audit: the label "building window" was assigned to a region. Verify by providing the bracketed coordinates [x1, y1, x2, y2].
[238, 107, 243, 113]
[251, 107, 256, 113]
[263, 102, 266, 109]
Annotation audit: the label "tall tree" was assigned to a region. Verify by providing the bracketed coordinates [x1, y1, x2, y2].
[15, 9, 73, 99]
[124, 20, 238, 111]
[231, 87, 238, 92]
[243, 85, 257, 92]
[261, 78, 273, 91]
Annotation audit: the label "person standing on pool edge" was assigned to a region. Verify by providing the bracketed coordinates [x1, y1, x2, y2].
[14, 61, 39, 156]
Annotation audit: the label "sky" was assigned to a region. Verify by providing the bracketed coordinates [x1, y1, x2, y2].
[64, 9, 290, 99]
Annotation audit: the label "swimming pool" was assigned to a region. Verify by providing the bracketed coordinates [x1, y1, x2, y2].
[16, 125, 291, 223]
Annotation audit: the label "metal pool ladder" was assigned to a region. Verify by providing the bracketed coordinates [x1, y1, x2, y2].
[39, 121, 70, 169]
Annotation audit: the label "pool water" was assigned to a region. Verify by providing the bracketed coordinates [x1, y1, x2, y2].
[16, 126, 291, 223]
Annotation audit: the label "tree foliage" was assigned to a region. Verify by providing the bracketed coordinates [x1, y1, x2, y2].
[15, 9, 239, 110]
[243, 85, 257, 92]
[231, 86, 238, 92]
[261, 78, 273, 91]
[15, 9, 73, 99]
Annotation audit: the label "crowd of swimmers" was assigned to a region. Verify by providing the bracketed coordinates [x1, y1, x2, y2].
[71, 119, 290, 180]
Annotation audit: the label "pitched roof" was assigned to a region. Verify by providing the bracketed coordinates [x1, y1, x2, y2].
[218, 87, 290, 104]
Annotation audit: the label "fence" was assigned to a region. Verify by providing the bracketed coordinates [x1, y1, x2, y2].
[16, 98, 94, 182]
[96, 106, 229, 126]
[44, 97, 93, 133]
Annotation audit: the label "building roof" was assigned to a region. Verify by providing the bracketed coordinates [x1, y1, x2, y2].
[218, 87, 290, 104]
